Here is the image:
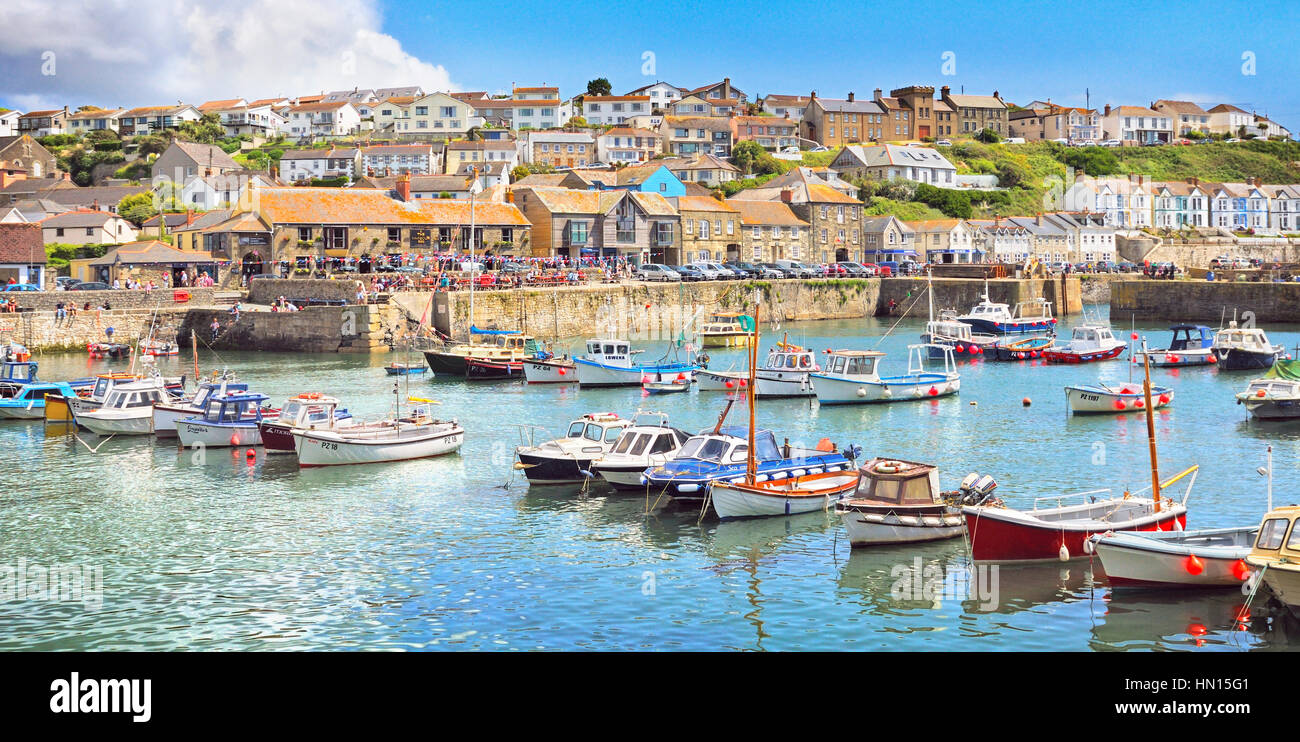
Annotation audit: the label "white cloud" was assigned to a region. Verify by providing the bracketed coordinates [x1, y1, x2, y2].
[0, 0, 457, 111]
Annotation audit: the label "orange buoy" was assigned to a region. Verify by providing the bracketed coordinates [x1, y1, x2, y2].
[1113, 399, 1127, 410]
[1232, 560, 1251, 580]
[1022, 397, 1031, 406]
[229, 433, 239, 446]
[1184, 554, 1205, 575]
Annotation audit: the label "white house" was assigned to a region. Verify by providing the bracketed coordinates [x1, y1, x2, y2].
[361, 144, 437, 176]
[379, 92, 484, 139]
[596, 127, 661, 165]
[583, 96, 651, 126]
[285, 101, 360, 138]
[626, 82, 683, 112]
[179, 173, 275, 211]
[40, 209, 138, 245]
[1152, 180, 1213, 229]
[760, 94, 812, 125]
[200, 100, 285, 138]
[278, 148, 361, 182]
[1263, 185, 1300, 232]
[1101, 105, 1172, 145]
[967, 219, 1032, 263]
[0, 111, 19, 137]
[830, 144, 957, 187]
[1207, 104, 1254, 137]
[66, 108, 124, 136]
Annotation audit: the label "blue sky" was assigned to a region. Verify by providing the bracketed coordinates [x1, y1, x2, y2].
[1, 0, 1297, 127]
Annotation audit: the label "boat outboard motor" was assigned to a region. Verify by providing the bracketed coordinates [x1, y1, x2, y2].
[959, 472, 981, 493]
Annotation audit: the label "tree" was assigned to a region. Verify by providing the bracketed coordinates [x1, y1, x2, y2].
[567, 116, 588, 129]
[586, 78, 612, 97]
[76, 105, 104, 113]
[510, 165, 530, 182]
[118, 192, 158, 226]
[731, 140, 766, 175]
[176, 112, 224, 144]
[134, 134, 169, 157]
[974, 127, 1002, 144]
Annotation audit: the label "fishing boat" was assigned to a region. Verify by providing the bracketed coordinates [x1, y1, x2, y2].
[421, 327, 539, 376]
[140, 339, 178, 357]
[1065, 383, 1173, 414]
[257, 393, 353, 454]
[175, 391, 273, 448]
[384, 362, 428, 376]
[1245, 505, 1300, 612]
[643, 378, 689, 394]
[0, 382, 79, 419]
[1130, 324, 1216, 367]
[47, 368, 185, 422]
[642, 423, 852, 503]
[990, 336, 1054, 361]
[74, 379, 174, 436]
[753, 340, 819, 397]
[87, 342, 133, 359]
[811, 344, 959, 405]
[514, 412, 632, 485]
[0, 360, 40, 398]
[695, 368, 748, 392]
[523, 355, 577, 383]
[465, 357, 525, 380]
[590, 412, 691, 490]
[1041, 323, 1127, 363]
[836, 458, 968, 546]
[1089, 528, 1257, 589]
[700, 312, 754, 348]
[963, 348, 1193, 562]
[1236, 361, 1300, 420]
[922, 311, 998, 359]
[294, 399, 463, 467]
[573, 338, 697, 387]
[152, 376, 247, 438]
[956, 281, 1055, 334]
[1212, 320, 1284, 371]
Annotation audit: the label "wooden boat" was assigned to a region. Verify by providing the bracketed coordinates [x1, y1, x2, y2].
[956, 281, 1055, 334]
[643, 379, 689, 394]
[574, 338, 696, 387]
[176, 392, 273, 448]
[1042, 323, 1127, 363]
[384, 362, 427, 376]
[1212, 320, 1283, 371]
[1065, 383, 1173, 414]
[754, 339, 818, 397]
[258, 393, 353, 454]
[87, 342, 133, 359]
[465, 356, 524, 380]
[700, 312, 754, 348]
[707, 304, 862, 519]
[1237, 361, 1300, 420]
[589, 412, 690, 490]
[836, 458, 966, 546]
[963, 348, 1193, 562]
[514, 412, 632, 484]
[1131, 324, 1216, 367]
[811, 344, 959, 405]
[421, 327, 538, 376]
[522, 355, 577, 384]
[1090, 527, 1256, 589]
[990, 335, 1054, 361]
[152, 377, 247, 438]
[75, 378, 173, 435]
[0, 382, 79, 419]
[1246, 505, 1300, 612]
[293, 400, 463, 467]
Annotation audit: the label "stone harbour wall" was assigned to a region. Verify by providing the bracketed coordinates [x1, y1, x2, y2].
[5, 288, 217, 312]
[177, 304, 389, 353]
[1110, 280, 1300, 323]
[0, 308, 189, 353]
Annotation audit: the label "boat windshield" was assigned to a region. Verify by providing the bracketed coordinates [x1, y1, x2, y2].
[583, 423, 603, 442]
[678, 436, 730, 461]
[857, 475, 934, 504]
[1257, 517, 1292, 550]
[93, 378, 111, 398]
[567, 422, 585, 437]
[628, 434, 652, 456]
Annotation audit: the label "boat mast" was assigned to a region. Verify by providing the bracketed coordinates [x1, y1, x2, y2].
[1140, 339, 1161, 510]
[467, 166, 481, 341]
[746, 303, 759, 484]
[191, 329, 199, 382]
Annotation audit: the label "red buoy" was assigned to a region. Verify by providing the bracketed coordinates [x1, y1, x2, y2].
[1022, 397, 1031, 406]
[1113, 399, 1127, 410]
[230, 433, 240, 446]
[1134, 399, 1145, 408]
[955, 344, 965, 353]
[928, 386, 938, 396]
[1158, 394, 1170, 404]
[1232, 560, 1251, 581]
[725, 380, 734, 388]
[1185, 554, 1205, 576]
[557, 367, 566, 375]
[246, 449, 256, 460]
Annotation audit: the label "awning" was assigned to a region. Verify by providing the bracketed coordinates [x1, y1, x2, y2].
[324, 249, 349, 257]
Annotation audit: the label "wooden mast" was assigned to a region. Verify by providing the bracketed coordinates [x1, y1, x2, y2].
[1140, 339, 1161, 511]
[746, 303, 759, 484]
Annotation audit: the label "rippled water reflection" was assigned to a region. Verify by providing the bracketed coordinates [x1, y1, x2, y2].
[2, 311, 1299, 650]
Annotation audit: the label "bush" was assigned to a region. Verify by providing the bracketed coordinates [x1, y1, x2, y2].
[1058, 146, 1119, 176]
[974, 128, 1001, 144]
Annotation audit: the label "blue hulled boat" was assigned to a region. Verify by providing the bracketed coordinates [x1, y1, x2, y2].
[956, 281, 1056, 335]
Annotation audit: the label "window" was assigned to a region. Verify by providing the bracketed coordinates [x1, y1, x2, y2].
[1258, 518, 1292, 550]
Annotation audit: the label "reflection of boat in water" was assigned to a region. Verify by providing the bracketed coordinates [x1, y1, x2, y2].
[1089, 589, 1257, 650]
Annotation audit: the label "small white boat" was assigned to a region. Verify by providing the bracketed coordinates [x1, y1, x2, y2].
[1130, 324, 1216, 367]
[811, 344, 959, 405]
[695, 368, 748, 392]
[153, 376, 246, 438]
[591, 412, 691, 490]
[574, 338, 696, 387]
[643, 379, 689, 394]
[75, 379, 173, 436]
[710, 468, 860, 519]
[514, 412, 632, 484]
[258, 393, 353, 454]
[523, 356, 577, 384]
[1042, 323, 1127, 364]
[837, 459, 968, 546]
[1212, 320, 1283, 371]
[1236, 361, 1300, 420]
[754, 341, 818, 398]
[1089, 527, 1256, 589]
[1065, 383, 1173, 414]
[176, 392, 272, 448]
[295, 415, 464, 467]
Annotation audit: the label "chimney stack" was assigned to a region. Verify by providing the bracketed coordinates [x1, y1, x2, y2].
[847, 92, 855, 102]
[940, 86, 950, 98]
[1104, 104, 1112, 117]
[505, 189, 514, 203]
[396, 173, 412, 202]
[873, 88, 882, 101]
[780, 188, 793, 203]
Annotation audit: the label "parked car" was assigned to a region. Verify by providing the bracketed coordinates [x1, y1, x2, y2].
[760, 262, 798, 278]
[1003, 137, 1027, 144]
[688, 261, 726, 280]
[69, 281, 111, 291]
[1048, 138, 1069, 145]
[1100, 140, 1121, 147]
[774, 260, 815, 278]
[1116, 261, 1138, 273]
[859, 262, 881, 276]
[809, 145, 830, 153]
[896, 260, 921, 276]
[822, 263, 848, 277]
[724, 262, 762, 278]
[4, 283, 39, 291]
[713, 262, 747, 279]
[935, 139, 953, 147]
[669, 265, 704, 282]
[1224, 138, 1242, 143]
[1095, 261, 1117, 273]
[781, 146, 801, 155]
[55, 276, 81, 289]
[636, 264, 681, 282]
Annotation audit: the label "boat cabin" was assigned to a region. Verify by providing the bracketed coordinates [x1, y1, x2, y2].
[1214, 322, 1277, 352]
[469, 329, 537, 353]
[564, 412, 631, 444]
[961, 299, 1011, 322]
[99, 381, 168, 411]
[676, 426, 782, 464]
[277, 394, 343, 428]
[608, 419, 690, 459]
[763, 347, 818, 372]
[89, 372, 145, 401]
[10, 382, 71, 403]
[821, 350, 885, 380]
[199, 392, 270, 424]
[1065, 325, 1118, 351]
[1011, 298, 1053, 321]
[0, 361, 38, 384]
[583, 339, 634, 369]
[846, 458, 941, 506]
[1168, 324, 1213, 351]
[1248, 506, 1300, 567]
[702, 312, 754, 334]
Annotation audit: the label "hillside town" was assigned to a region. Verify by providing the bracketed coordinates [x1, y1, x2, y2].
[1, 79, 1297, 289]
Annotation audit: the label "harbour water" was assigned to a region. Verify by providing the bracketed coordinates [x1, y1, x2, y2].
[4, 309, 1300, 651]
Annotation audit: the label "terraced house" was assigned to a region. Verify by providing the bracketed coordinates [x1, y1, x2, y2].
[66, 108, 124, 135]
[442, 139, 518, 174]
[939, 87, 1007, 136]
[511, 187, 679, 262]
[117, 105, 201, 137]
[729, 115, 798, 151]
[671, 195, 741, 262]
[726, 199, 809, 263]
[377, 92, 483, 139]
[360, 144, 437, 176]
[204, 185, 530, 269]
[800, 93, 885, 147]
[729, 170, 863, 263]
[660, 116, 733, 157]
[526, 131, 595, 168]
[1152, 100, 1212, 137]
[582, 95, 651, 126]
[1152, 179, 1213, 228]
[596, 127, 660, 164]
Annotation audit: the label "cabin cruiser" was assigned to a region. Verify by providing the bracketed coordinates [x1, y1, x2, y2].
[1131, 324, 1216, 367]
[642, 426, 851, 502]
[921, 310, 998, 359]
[1212, 320, 1283, 371]
[0, 382, 79, 419]
[811, 344, 959, 404]
[1042, 324, 1126, 363]
[573, 339, 697, 387]
[836, 459, 966, 546]
[590, 412, 692, 490]
[753, 342, 819, 397]
[258, 393, 353, 454]
[1236, 361, 1300, 420]
[422, 327, 540, 376]
[152, 376, 248, 438]
[514, 412, 633, 484]
[1246, 505, 1300, 613]
[0, 360, 43, 398]
[700, 312, 754, 348]
[956, 282, 1055, 334]
[176, 392, 272, 448]
[75, 379, 173, 435]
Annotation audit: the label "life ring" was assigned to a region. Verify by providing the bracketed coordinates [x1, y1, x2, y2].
[875, 460, 905, 474]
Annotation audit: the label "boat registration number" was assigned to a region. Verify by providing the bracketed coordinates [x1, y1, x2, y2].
[1078, 393, 1100, 401]
[317, 441, 339, 450]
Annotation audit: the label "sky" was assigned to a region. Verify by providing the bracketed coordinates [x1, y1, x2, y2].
[2, 0, 1298, 127]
